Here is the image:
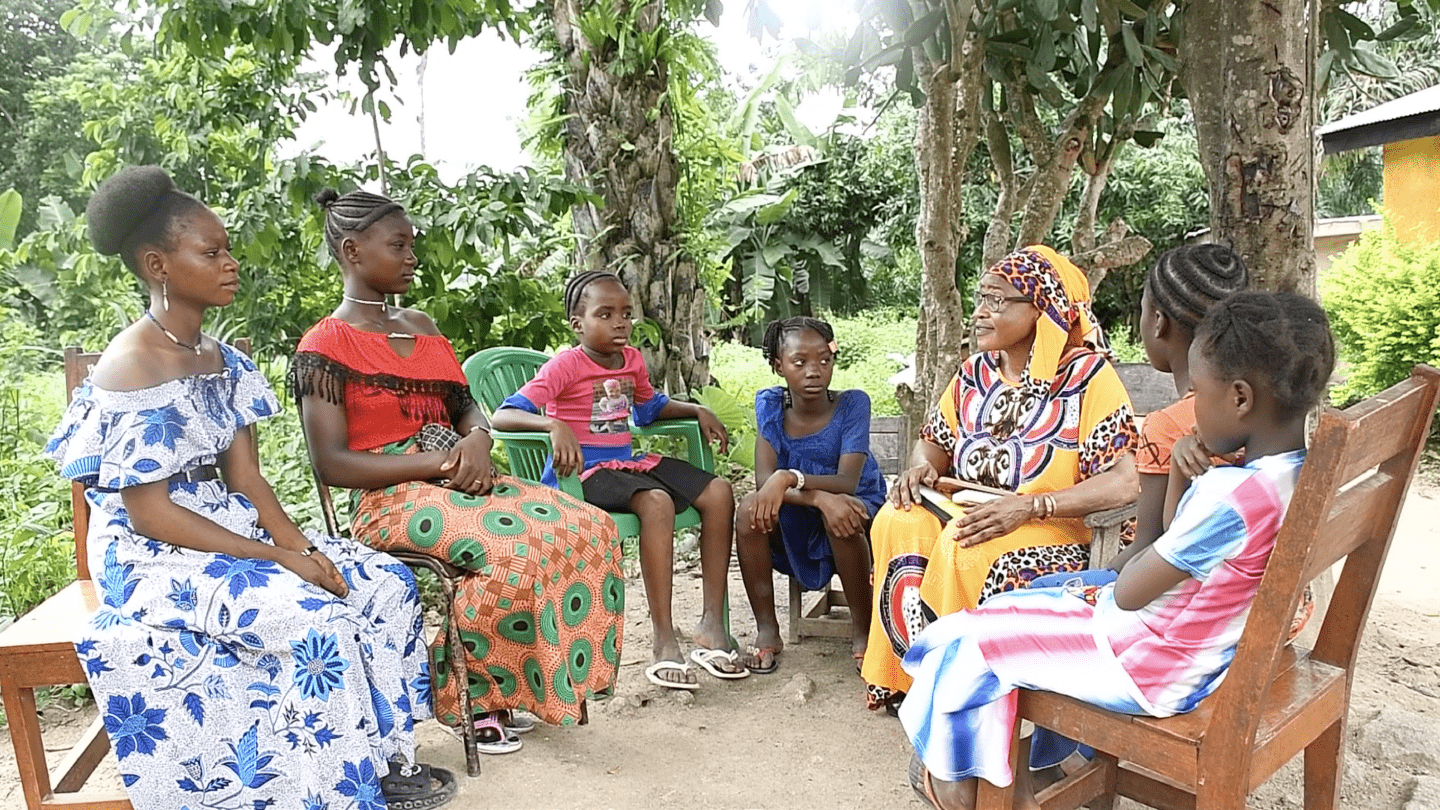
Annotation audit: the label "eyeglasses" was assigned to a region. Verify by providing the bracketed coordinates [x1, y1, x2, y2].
[974, 291, 1033, 313]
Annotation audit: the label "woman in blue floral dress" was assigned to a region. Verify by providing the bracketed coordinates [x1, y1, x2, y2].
[45, 166, 453, 810]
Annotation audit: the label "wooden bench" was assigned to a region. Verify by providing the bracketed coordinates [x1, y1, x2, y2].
[976, 365, 1440, 810]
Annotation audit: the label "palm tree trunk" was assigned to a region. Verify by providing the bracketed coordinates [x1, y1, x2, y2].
[552, 0, 707, 392]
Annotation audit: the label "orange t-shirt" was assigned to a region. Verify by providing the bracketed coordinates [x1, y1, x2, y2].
[1136, 393, 1232, 475]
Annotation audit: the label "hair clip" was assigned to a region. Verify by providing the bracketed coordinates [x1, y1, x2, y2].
[828, 340, 839, 353]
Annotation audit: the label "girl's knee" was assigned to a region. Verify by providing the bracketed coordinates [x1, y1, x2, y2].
[696, 476, 734, 510]
[735, 492, 760, 523]
[631, 488, 675, 520]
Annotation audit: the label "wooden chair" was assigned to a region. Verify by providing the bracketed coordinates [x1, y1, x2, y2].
[0, 342, 243, 810]
[975, 364, 1440, 810]
[461, 346, 735, 645]
[293, 397, 482, 778]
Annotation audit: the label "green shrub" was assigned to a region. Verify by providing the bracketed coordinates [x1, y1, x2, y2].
[1321, 220, 1440, 405]
[707, 309, 915, 422]
[0, 363, 73, 624]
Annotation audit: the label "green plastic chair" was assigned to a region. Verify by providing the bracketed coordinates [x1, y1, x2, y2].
[462, 346, 734, 645]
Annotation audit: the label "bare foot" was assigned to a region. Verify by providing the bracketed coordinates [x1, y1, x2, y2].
[648, 640, 697, 688]
[851, 635, 867, 674]
[690, 617, 731, 653]
[739, 626, 783, 674]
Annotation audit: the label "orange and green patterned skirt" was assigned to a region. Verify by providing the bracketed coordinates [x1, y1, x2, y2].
[349, 436, 624, 727]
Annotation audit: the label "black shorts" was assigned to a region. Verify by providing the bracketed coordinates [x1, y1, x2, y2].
[581, 456, 718, 513]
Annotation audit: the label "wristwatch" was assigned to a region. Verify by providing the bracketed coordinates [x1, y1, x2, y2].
[789, 469, 806, 491]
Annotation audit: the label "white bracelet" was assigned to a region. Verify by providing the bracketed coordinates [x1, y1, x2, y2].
[789, 469, 806, 490]
[468, 424, 490, 435]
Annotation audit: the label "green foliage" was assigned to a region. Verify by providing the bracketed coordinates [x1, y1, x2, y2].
[1321, 219, 1440, 404]
[690, 384, 757, 470]
[1088, 118, 1210, 331]
[389, 160, 589, 359]
[709, 176, 846, 327]
[0, 190, 20, 250]
[0, 0, 85, 238]
[0, 24, 587, 360]
[1317, 148, 1383, 218]
[707, 309, 915, 421]
[0, 319, 71, 623]
[103, 0, 534, 93]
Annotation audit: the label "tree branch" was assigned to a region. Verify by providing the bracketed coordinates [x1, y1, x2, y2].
[982, 105, 1017, 268]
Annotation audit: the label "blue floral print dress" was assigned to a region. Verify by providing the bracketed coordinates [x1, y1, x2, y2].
[45, 344, 432, 810]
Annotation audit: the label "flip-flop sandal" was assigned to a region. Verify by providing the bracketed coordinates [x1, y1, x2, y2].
[381, 762, 457, 810]
[742, 645, 781, 675]
[908, 752, 945, 810]
[644, 659, 700, 691]
[689, 648, 750, 680]
[473, 713, 523, 754]
[853, 651, 866, 675]
[499, 709, 538, 734]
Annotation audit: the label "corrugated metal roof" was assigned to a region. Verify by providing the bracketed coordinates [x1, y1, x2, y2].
[1319, 84, 1440, 136]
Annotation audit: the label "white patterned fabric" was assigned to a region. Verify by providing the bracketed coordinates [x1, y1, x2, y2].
[45, 343, 431, 810]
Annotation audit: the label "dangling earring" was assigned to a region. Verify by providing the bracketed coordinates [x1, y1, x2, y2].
[162, 280, 170, 312]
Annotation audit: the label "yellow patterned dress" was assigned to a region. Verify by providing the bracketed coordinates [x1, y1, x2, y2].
[861, 246, 1137, 710]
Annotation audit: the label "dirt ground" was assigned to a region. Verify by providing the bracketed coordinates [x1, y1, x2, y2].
[4, 481, 1438, 810]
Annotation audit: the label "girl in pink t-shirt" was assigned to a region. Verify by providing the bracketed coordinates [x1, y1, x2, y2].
[493, 272, 744, 690]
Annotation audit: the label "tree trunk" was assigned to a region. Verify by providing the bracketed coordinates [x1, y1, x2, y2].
[553, 0, 708, 392]
[905, 43, 985, 435]
[1179, 0, 1318, 296]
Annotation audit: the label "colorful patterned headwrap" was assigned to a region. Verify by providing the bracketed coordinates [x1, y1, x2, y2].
[987, 245, 1103, 384]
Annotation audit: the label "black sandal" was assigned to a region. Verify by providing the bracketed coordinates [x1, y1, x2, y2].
[380, 761, 457, 810]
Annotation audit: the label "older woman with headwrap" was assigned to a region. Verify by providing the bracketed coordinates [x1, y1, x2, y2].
[862, 246, 1139, 712]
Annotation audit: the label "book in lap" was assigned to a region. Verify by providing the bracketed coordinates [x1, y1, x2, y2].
[917, 478, 1005, 522]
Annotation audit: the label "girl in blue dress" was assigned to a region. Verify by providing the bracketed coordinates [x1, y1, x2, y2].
[45, 166, 452, 810]
[734, 317, 887, 675]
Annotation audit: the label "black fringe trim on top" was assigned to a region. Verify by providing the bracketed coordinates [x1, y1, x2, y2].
[288, 352, 476, 425]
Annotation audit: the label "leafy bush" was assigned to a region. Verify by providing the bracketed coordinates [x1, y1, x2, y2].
[708, 309, 915, 425]
[1321, 220, 1440, 405]
[0, 345, 72, 623]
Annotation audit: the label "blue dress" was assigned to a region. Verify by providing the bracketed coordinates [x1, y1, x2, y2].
[45, 343, 431, 810]
[755, 387, 887, 590]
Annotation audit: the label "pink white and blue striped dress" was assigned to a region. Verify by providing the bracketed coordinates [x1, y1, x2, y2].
[899, 448, 1306, 785]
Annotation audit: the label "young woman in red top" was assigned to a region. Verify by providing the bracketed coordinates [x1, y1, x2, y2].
[293, 189, 624, 753]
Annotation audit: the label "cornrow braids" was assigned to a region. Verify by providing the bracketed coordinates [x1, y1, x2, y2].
[86, 165, 208, 276]
[761, 316, 836, 364]
[1148, 244, 1250, 333]
[1194, 291, 1335, 421]
[564, 271, 623, 317]
[316, 188, 405, 259]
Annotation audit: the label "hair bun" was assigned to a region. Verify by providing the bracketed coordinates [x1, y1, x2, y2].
[86, 165, 177, 256]
[314, 188, 341, 209]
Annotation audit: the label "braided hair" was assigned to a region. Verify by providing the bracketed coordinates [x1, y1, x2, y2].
[316, 188, 405, 259]
[86, 165, 208, 276]
[1194, 291, 1335, 421]
[761, 316, 836, 365]
[563, 271, 624, 317]
[1147, 244, 1250, 333]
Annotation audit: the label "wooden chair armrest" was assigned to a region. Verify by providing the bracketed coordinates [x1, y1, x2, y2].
[1084, 502, 1137, 529]
[489, 429, 588, 501]
[634, 418, 716, 472]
